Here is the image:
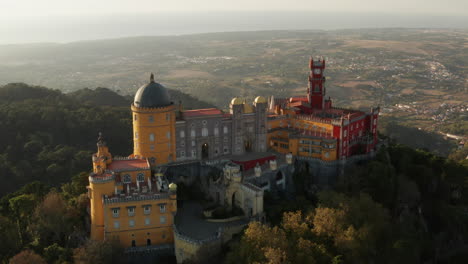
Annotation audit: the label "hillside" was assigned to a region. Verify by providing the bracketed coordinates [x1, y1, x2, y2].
[0, 83, 213, 197]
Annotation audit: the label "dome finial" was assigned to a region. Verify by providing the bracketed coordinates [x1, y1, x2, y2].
[150, 73, 154, 83]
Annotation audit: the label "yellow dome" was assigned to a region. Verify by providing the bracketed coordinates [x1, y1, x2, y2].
[254, 96, 267, 104]
[231, 97, 243, 105]
[169, 183, 177, 191]
[243, 103, 255, 114]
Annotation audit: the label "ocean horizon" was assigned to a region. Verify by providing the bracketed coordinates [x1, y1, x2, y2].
[1, 11, 467, 45]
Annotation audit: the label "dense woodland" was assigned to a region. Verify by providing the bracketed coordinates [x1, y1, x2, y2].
[0, 83, 466, 263]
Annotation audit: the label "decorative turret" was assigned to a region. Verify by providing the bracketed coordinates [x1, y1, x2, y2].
[286, 153, 293, 164]
[269, 159, 278, 170]
[92, 132, 112, 174]
[254, 163, 262, 177]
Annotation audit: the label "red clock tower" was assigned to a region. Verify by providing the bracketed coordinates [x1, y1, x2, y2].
[307, 57, 326, 109]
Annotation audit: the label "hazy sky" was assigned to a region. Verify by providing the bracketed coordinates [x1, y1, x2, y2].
[2, 0, 468, 18]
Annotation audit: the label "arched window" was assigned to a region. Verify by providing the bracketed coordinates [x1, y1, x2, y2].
[137, 173, 145, 182]
[123, 174, 131, 183]
[202, 127, 208, 137]
[149, 133, 155, 142]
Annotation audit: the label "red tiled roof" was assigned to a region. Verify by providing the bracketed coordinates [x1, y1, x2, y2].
[183, 108, 223, 117]
[290, 96, 308, 102]
[108, 159, 149, 171]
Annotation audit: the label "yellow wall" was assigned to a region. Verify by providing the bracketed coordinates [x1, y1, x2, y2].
[132, 104, 176, 165]
[89, 179, 115, 241]
[103, 195, 177, 247]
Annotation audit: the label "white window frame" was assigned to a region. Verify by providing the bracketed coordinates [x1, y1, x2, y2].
[112, 208, 120, 218]
[123, 174, 131, 184]
[202, 127, 208, 137]
[128, 207, 135, 217]
[137, 173, 145, 182]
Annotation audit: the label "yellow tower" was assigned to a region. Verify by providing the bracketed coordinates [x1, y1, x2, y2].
[90, 134, 115, 241]
[131, 74, 176, 165]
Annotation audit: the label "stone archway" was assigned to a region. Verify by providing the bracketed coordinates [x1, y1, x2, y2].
[201, 143, 209, 159]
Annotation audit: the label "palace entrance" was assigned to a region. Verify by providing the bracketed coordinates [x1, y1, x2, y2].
[244, 139, 252, 152]
[201, 143, 209, 159]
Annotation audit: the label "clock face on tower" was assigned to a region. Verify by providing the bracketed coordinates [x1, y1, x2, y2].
[314, 68, 321, 75]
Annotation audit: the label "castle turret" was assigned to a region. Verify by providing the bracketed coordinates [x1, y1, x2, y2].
[230, 97, 244, 155]
[307, 57, 326, 109]
[132, 73, 176, 165]
[254, 96, 268, 152]
[92, 133, 112, 174]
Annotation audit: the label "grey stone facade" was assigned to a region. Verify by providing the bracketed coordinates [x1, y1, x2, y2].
[174, 101, 268, 161]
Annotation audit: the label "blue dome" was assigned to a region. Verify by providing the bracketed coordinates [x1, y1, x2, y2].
[133, 74, 172, 108]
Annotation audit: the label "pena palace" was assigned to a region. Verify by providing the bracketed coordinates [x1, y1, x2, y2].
[87, 57, 380, 262]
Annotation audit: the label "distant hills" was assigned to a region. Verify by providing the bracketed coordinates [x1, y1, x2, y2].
[0, 83, 215, 109]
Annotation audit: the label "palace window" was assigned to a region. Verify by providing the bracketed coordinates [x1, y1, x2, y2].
[150, 144, 154, 151]
[192, 150, 197, 158]
[137, 173, 145, 182]
[129, 219, 135, 227]
[160, 216, 166, 224]
[181, 141, 185, 147]
[112, 208, 120, 218]
[167, 131, 171, 139]
[223, 126, 228, 134]
[149, 115, 154, 123]
[191, 129, 196, 138]
[149, 133, 155, 142]
[166, 113, 170, 121]
[123, 174, 131, 184]
[159, 204, 166, 213]
[180, 151, 185, 157]
[145, 218, 151, 226]
[191, 140, 195, 147]
[214, 127, 219, 136]
[114, 221, 120, 229]
[143, 205, 151, 215]
[180, 130, 185, 138]
[202, 128, 208, 137]
[127, 207, 135, 217]
[224, 147, 229, 154]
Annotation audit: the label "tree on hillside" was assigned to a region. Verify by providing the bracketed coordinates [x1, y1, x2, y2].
[9, 250, 47, 264]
